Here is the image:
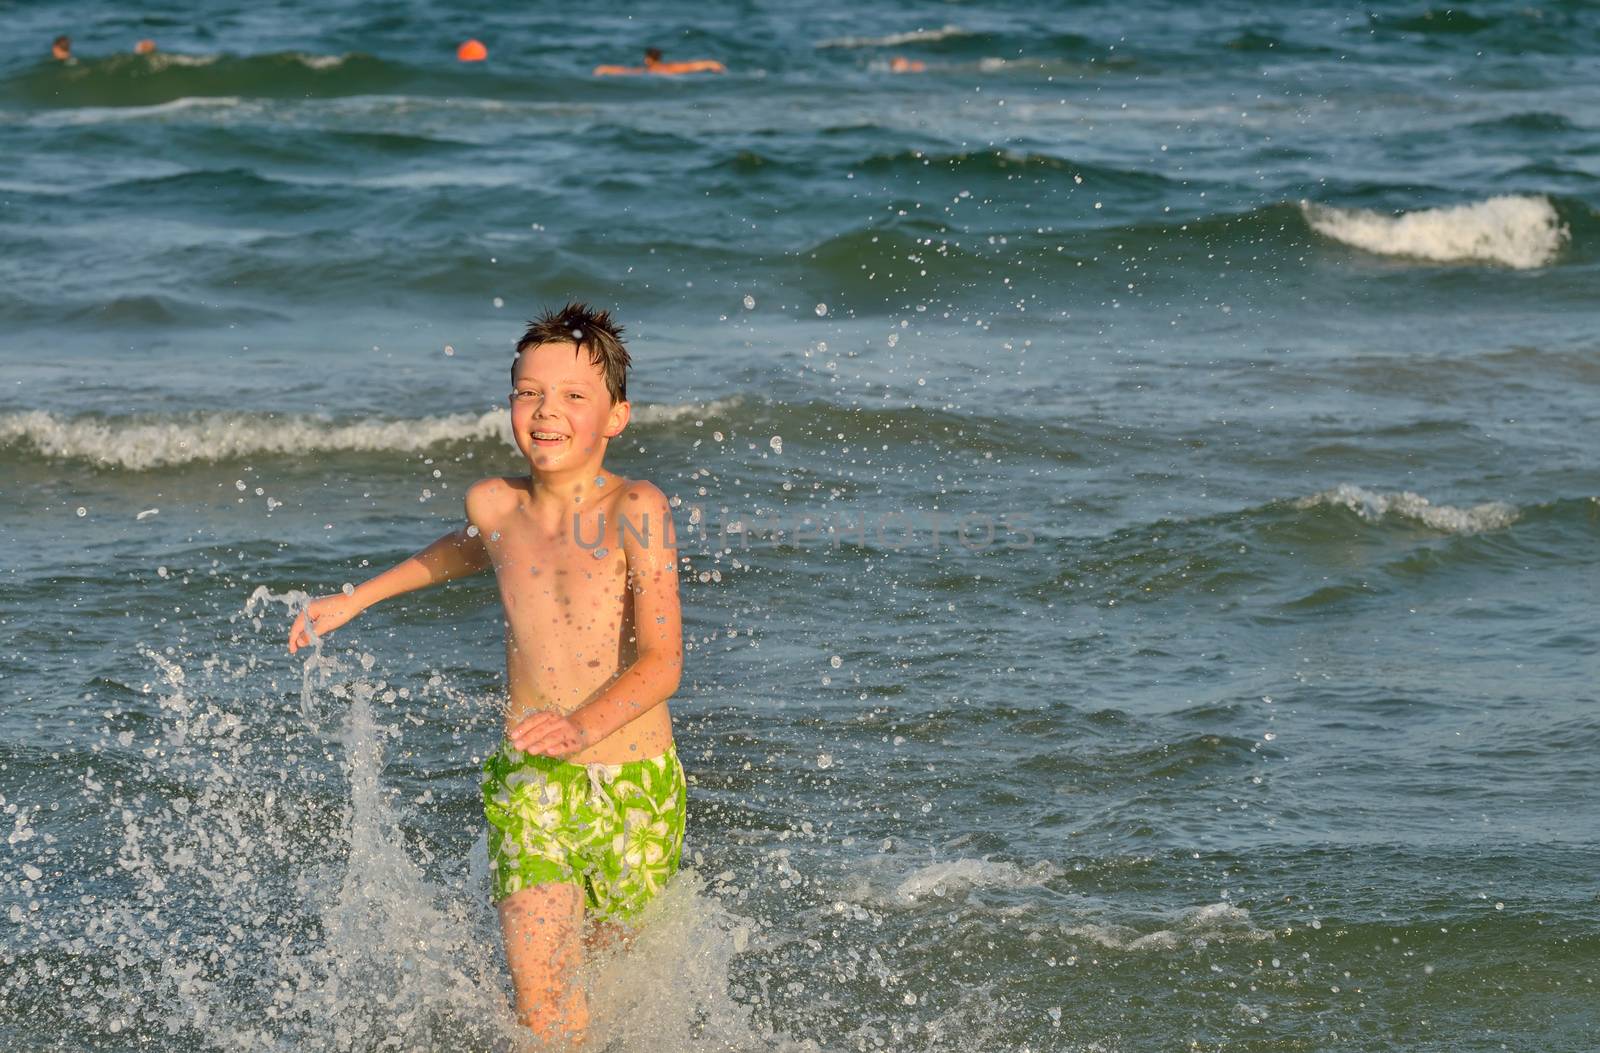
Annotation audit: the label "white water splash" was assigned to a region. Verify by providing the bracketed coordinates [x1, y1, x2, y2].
[1296, 484, 1519, 534]
[880, 857, 1062, 906]
[585, 875, 800, 1051]
[244, 586, 335, 723]
[0, 592, 788, 1052]
[1300, 194, 1568, 269]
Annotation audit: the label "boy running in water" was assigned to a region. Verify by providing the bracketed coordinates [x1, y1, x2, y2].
[289, 303, 686, 1044]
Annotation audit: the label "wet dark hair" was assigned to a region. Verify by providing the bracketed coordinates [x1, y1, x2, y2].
[53, 35, 71, 50]
[513, 301, 630, 403]
[644, 48, 663, 63]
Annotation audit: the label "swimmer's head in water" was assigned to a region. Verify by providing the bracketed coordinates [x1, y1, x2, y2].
[513, 302, 631, 404]
[644, 48, 663, 66]
[52, 35, 71, 60]
[135, 39, 157, 55]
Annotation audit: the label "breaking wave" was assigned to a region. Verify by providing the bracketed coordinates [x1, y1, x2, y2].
[816, 26, 973, 49]
[1294, 484, 1520, 534]
[1300, 194, 1569, 269]
[0, 401, 743, 470]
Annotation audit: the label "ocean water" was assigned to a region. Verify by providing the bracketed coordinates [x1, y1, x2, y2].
[2, 0, 1598, 1050]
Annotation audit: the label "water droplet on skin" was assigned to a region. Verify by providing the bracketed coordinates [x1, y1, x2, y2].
[594, 476, 606, 487]
[342, 583, 355, 596]
[466, 525, 479, 537]
[592, 548, 608, 559]
[814, 303, 828, 316]
[75, 506, 87, 517]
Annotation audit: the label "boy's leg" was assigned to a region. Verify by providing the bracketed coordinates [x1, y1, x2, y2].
[497, 881, 587, 1043]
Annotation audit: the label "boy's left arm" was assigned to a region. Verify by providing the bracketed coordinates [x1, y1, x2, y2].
[511, 482, 683, 756]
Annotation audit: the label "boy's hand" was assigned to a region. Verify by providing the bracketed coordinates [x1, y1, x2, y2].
[510, 710, 590, 759]
[287, 593, 363, 654]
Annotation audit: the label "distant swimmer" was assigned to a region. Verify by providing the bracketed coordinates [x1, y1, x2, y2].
[134, 39, 157, 55]
[594, 47, 726, 77]
[889, 56, 926, 73]
[51, 35, 71, 61]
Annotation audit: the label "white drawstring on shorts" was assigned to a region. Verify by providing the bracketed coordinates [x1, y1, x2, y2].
[585, 761, 619, 812]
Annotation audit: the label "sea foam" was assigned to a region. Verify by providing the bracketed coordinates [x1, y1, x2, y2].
[1300, 194, 1568, 268]
[817, 25, 970, 49]
[28, 95, 247, 128]
[1296, 484, 1519, 534]
[0, 400, 741, 470]
[1061, 901, 1274, 952]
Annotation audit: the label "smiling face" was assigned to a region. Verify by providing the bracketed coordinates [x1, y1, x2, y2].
[509, 341, 630, 477]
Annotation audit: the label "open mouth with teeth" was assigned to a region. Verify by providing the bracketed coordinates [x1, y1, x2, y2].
[530, 431, 568, 447]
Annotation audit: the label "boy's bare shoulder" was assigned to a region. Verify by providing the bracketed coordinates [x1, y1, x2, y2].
[464, 476, 526, 525]
[613, 477, 672, 517]
[611, 478, 675, 554]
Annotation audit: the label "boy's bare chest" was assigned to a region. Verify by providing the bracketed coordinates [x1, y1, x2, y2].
[485, 515, 630, 612]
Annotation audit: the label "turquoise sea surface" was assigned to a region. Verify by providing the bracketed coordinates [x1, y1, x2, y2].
[2, 1, 1597, 1050]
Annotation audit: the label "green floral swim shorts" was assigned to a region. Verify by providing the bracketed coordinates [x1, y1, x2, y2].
[481, 740, 688, 921]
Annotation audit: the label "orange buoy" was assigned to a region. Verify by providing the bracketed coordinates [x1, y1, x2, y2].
[457, 39, 487, 62]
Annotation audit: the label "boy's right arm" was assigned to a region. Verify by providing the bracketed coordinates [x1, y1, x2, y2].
[287, 482, 500, 653]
